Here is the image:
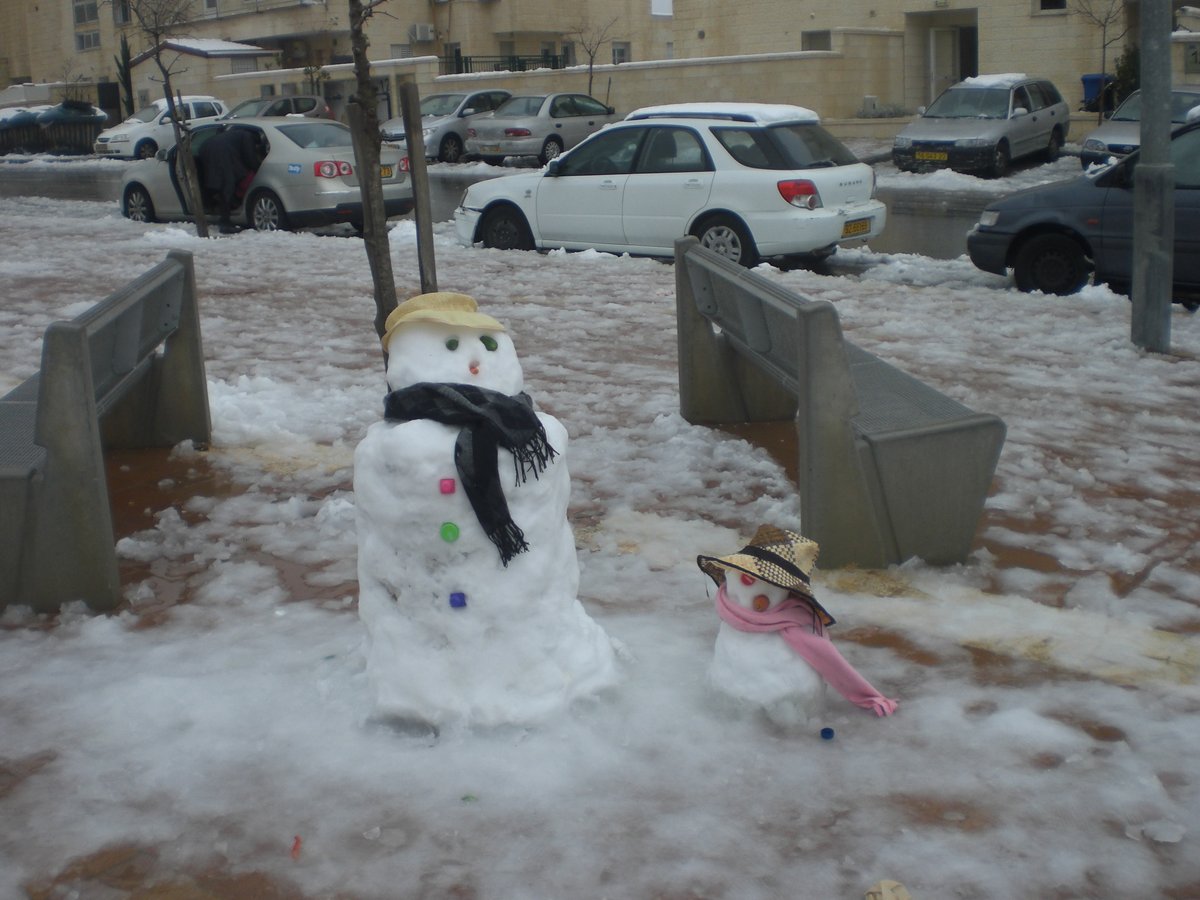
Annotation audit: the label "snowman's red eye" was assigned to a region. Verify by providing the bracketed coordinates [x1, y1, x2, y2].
[739, 573, 755, 586]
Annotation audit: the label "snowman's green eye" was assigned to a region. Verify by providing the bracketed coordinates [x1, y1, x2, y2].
[445, 337, 459, 351]
[480, 335, 498, 352]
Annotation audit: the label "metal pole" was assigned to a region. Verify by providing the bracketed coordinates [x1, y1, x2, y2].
[1131, 0, 1173, 353]
[399, 79, 437, 294]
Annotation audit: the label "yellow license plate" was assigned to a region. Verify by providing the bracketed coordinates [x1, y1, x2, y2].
[841, 218, 871, 238]
[915, 150, 948, 161]
[380, 165, 393, 178]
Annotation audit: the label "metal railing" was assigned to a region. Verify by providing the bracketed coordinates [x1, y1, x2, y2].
[440, 54, 564, 76]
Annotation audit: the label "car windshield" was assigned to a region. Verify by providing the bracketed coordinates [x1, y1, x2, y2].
[128, 104, 163, 123]
[421, 94, 465, 117]
[277, 121, 352, 149]
[494, 96, 546, 117]
[1109, 91, 1200, 124]
[227, 99, 273, 118]
[924, 87, 1010, 119]
[712, 123, 858, 170]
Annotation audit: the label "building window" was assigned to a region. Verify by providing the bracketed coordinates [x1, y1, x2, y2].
[73, 0, 99, 25]
[205, 0, 218, 10]
[612, 41, 631, 64]
[665, 42, 674, 60]
[76, 30, 101, 51]
[651, 0, 673, 15]
[1037, 0, 1067, 10]
[230, 56, 258, 74]
[113, 0, 131, 25]
[801, 31, 832, 51]
[389, 43, 413, 58]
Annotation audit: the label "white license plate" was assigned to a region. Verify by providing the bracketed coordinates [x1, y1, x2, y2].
[479, 144, 501, 152]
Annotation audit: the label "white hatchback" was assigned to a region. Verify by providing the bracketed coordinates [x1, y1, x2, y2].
[454, 102, 886, 266]
[94, 95, 228, 159]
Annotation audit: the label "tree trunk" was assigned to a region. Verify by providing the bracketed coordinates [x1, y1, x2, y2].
[348, 0, 399, 347]
[156, 78, 209, 239]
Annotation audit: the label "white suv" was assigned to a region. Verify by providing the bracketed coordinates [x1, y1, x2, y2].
[454, 102, 886, 266]
[94, 96, 228, 159]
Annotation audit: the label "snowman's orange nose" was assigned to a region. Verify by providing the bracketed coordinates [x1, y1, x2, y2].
[752, 595, 770, 612]
[469, 362, 480, 375]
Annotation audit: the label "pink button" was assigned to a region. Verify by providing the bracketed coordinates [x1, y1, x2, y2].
[439, 478, 456, 495]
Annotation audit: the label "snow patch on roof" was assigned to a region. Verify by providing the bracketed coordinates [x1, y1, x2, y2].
[626, 102, 821, 124]
[960, 73, 1028, 88]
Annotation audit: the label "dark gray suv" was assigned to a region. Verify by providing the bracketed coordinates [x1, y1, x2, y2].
[966, 121, 1200, 307]
[892, 75, 1070, 178]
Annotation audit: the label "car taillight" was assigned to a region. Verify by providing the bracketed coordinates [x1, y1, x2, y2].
[468, 127, 477, 137]
[778, 179, 821, 210]
[400, 157, 410, 172]
[315, 160, 354, 178]
[504, 128, 531, 137]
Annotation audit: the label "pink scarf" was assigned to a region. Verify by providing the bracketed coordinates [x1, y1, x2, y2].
[716, 585, 898, 717]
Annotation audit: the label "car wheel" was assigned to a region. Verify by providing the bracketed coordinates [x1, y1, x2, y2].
[479, 205, 534, 251]
[439, 134, 464, 164]
[695, 214, 758, 267]
[989, 141, 1011, 178]
[1013, 233, 1091, 295]
[1044, 128, 1063, 163]
[135, 140, 158, 160]
[123, 184, 156, 223]
[249, 189, 289, 232]
[538, 137, 563, 165]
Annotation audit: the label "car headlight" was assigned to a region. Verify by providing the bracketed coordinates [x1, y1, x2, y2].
[110, 132, 128, 141]
[1082, 139, 1105, 152]
[978, 210, 1000, 227]
[423, 127, 434, 138]
[955, 138, 991, 148]
[893, 137, 912, 149]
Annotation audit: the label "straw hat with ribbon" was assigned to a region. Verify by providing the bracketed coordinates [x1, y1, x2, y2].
[382, 292, 505, 350]
[697, 525, 835, 626]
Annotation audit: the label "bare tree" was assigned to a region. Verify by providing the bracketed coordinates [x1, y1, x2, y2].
[1072, 0, 1131, 123]
[566, 17, 620, 98]
[347, 0, 400, 347]
[114, 33, 135, 118]
[125, 0, 209, 237]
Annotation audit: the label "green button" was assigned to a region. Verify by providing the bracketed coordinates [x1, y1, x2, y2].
[440, 521, 460, 542]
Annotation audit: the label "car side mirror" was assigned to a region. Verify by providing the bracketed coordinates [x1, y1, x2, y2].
[461, 107, 477, 116]
[546, 159, 562, 176]
[916, 105, 926, 116]
[1012, 107, 1029, 118]
[607, 106, 615, 115]
[1187, 106, 1200, 124]
[155, 148, 169, 161]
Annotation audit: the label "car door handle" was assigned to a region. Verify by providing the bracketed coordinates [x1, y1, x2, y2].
[684, 179, 704, 189]
[599, 180, 619, 190]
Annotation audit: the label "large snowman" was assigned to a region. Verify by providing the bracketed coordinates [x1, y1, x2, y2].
[698, 526, 898, 728]
[354, 292, 616, 729]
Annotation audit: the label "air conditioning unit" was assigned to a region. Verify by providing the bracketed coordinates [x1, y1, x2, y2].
[408, 23, 436, 42]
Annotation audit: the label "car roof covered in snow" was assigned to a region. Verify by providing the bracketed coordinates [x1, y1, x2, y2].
[625, 102, 821, 125]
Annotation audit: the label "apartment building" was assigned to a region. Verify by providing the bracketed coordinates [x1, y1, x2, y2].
[3, 1, 1199, 128]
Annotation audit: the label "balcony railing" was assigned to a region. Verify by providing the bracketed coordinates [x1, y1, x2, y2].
[440, 54, 564, 76]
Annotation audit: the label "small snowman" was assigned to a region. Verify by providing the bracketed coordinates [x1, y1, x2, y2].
[697, 525, 898, 728]
[354, 292, 616, 729]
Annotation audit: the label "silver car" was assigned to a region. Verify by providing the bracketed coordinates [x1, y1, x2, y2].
[1079, 88, 1200, 168]
[891, 74, 1070, 177]
[381, 90, 510, 163]
[465, 92, 619, 164]
[119, 118, 413, 231]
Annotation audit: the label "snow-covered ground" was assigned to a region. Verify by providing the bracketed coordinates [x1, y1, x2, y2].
[1, 158, 1198, 898]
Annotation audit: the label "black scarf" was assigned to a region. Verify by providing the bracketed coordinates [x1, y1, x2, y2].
[383, 382, 557, 566]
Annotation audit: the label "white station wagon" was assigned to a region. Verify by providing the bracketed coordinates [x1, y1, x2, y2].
[454, 102, 887, 267]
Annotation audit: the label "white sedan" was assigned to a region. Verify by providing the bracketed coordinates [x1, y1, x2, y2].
[455, 103, 886, 267]
[120, 118, 413, 232]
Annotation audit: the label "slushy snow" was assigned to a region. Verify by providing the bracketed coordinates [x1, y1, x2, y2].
[0, 150, 1198, 899]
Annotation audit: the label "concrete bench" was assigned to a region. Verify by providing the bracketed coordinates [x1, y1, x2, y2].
[674, 237, 1006, 569]
[0, 250, 211, 613]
